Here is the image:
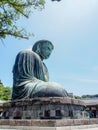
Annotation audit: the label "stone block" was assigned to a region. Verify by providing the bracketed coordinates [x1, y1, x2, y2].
[74, 119, 89, 125]
[11, 120, 31, 126]
[89, 118, 98, 124]
[0, 119, 9, 125]
[55, 119, 74, 127]
[31, 120, 56, 127]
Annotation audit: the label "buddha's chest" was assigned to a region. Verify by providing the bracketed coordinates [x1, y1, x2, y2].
[42, 63, 49, 82]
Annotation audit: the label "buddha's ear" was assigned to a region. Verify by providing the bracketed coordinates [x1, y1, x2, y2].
[36, 43, 40, 54]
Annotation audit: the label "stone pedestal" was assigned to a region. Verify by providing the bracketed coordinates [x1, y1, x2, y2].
[2, 97, 87, 119]
[0, 119, 98, 130]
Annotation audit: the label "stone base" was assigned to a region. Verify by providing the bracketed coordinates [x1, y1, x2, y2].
[0, 125, 98, 130]
[0, 119, 98, 130]
[2, 97, 87, 119]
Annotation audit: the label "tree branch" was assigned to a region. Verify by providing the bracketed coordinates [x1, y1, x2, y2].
[0, 31, 29, 39]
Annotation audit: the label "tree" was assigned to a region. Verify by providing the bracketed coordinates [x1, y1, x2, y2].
[0, 0, 62, 41]
[0, 83, 11, 101]
[0, 0, 45, 40]
[74, 95, 81, 99]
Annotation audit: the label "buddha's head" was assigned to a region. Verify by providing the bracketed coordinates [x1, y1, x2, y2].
[32, 40, 54, 60]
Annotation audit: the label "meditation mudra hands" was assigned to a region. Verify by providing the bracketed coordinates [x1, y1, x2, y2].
[12, 40, 68, 100]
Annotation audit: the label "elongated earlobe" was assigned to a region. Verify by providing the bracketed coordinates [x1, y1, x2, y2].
[35, 44, 40, 55]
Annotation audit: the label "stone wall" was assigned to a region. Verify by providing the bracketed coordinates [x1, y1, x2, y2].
[0, 119, 98, 128]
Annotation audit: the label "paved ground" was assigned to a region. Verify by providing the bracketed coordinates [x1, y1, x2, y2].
[0, 125, 98, 130]
[73, 128, 98, 130]
[0, 128, 98, 130]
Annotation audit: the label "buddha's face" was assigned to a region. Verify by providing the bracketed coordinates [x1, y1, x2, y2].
[39, 42, 53, 60]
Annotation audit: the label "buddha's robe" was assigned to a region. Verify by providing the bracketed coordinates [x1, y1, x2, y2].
[12, 50, 68, 100]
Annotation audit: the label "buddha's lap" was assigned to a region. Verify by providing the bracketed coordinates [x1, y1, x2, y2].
[26, 82, 68, 97]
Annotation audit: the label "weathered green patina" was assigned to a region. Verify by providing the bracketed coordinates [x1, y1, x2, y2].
[12, 40, 68, 100]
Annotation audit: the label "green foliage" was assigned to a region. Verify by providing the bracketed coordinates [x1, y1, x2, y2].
[75, 96, 81, 99]
[81, 95, 91, 99]
[81, 94, 98, 99]
[0, 83, 11, 101]
[75, 94, 98, 99]
[0, 0, 45, 39]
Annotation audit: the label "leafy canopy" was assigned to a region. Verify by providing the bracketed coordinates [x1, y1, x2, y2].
[0, 0, 45, 39]
[0, 83, 11, 101]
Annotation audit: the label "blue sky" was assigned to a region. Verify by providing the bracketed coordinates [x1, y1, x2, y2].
[0, 0, 98, 96]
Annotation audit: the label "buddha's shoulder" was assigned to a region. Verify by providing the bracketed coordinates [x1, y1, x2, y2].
[18, 49, 40, 60]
